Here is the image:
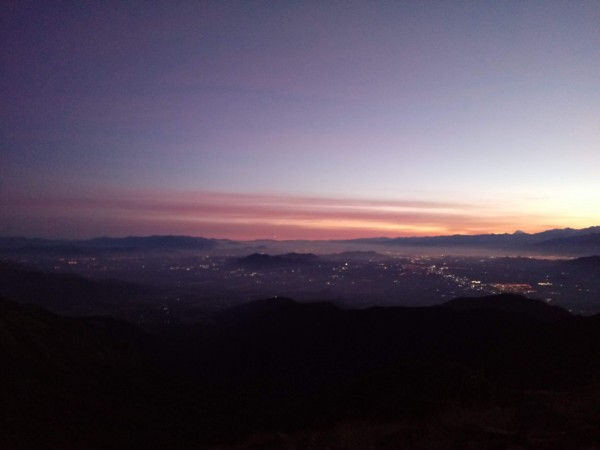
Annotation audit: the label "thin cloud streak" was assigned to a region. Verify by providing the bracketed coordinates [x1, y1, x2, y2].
[0, 189, 568, 239]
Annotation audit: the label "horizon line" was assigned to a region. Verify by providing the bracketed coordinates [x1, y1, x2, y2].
[1, 224, 599, 243]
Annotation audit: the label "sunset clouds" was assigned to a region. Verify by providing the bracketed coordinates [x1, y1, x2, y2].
[0, 188, 578, 240]
[1, 2, 599, 239]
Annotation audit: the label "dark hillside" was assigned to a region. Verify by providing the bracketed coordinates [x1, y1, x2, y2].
[2, 294, 600, 448]
[0, 261, 157, 319]
[441, 293, 572, 322]
[158, 295, 600, 438]
[0, 298, 204, 450]
[234, 252, 320, 268]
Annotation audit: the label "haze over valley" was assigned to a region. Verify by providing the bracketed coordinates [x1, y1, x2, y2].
[2, 226, 600, 325]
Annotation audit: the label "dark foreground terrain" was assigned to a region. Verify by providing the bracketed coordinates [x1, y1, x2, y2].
[1, 293, 600, 449]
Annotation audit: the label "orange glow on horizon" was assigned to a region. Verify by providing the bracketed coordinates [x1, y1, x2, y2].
[1, 187, 597, 240]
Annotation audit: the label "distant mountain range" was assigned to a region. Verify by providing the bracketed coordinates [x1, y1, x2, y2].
[346, 226, 600, 254]
[0, 235, 221, 255]
[1, 225, 600, 255]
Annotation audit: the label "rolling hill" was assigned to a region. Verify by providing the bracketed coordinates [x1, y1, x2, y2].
[2, 293, 600, 448]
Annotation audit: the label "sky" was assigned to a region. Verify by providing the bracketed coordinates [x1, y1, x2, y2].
[1, 1, 599, 240]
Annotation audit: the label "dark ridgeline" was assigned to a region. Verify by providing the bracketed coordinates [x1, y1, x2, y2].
[346, 225, 600, 255]
[0, 298, 208, 450]
[234, 252, 321, 268]
[561, 254, 600, 268]
[2, 226, 600, 257]
[0, 235, 219, 257]
[85, 235, 219, 250]
[2, 292, 600, 449]
[0, 260, 157, 319]
[441, 293, 572, 322]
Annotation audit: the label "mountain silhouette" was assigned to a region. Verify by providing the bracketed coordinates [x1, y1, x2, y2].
[562, 255, 600, 268]
[3, 226, 600, 256]
[2, 293, 600, 448]
[441, 293, 572, 322]
[533, 233, 600, 254]
[0, 260, 155, 317]
[0, 298, 206, 450]
[234, 252, 320, 268]
[0, 235, 218, 256]
[346, 226, 600, 255]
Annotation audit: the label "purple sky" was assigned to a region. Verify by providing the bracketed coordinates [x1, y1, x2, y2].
[2, 1, 600, 239]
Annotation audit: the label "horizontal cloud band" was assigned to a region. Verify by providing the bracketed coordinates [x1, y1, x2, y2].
[0, 188, 568, 240]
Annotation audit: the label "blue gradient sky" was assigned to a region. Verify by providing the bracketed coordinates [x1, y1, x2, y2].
[2, 1, 599, 239]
